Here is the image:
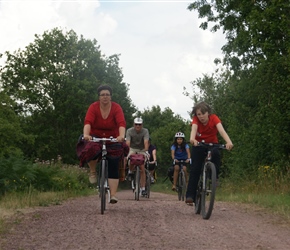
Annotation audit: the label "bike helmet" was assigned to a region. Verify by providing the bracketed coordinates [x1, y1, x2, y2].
[134, 117, 143, 124]
[175, 132, 185, 138]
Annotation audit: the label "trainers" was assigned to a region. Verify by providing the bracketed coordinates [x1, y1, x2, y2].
[141, 190, 147, 196]
[110, 196, 118, 204]
[172, 185, 176, 191]
[185, 197, 194, 206]
[89, 173, 97, 184]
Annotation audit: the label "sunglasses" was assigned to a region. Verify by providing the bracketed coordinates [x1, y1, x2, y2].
[135, 124, 142, 126]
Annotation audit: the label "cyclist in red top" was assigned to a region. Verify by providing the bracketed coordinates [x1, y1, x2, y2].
[82, 85, 126, 204]
[185, 101, 233, 205]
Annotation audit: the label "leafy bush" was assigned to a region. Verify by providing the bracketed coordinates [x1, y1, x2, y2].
[0, 156, 89, 196]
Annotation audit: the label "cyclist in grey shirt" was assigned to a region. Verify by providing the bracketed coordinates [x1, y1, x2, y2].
[126, 117, 150, 196]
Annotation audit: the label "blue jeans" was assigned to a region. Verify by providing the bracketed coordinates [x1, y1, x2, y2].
[186, 146, 221, 200]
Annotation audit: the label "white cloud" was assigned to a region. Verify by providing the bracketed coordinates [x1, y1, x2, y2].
[0, 0, 226, 120]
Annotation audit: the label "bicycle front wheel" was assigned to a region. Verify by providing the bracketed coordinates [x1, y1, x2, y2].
[134, 167, 140, 201]
[180, 170, 186, 201]
[195, 175, 202, 214]
[201, 162, 216, 219]
[100, 159, 107, 214]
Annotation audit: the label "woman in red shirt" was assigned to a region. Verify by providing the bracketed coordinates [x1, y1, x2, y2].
[185, 101, 233, 205]
[83, 85, 126, 204]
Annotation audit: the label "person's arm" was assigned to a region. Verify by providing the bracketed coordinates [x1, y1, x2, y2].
[186, 146, 191, 163]
[125, 130, 131, 147]
[152, 149, 157, 162]
[216, 123, 233, 150]
[117, 126, 125, 142]
[83, 124, 92, 141]
[171, 149, 175, 161]
[190, 124, 198, 146]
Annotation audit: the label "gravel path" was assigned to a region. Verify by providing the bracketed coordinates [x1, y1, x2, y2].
[1, 190, 290, 250]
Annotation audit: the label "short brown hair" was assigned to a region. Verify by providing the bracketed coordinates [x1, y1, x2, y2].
[97, 85, 112, 95]
[191, 101, 212, 116]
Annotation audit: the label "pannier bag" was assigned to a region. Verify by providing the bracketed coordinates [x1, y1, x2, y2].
[130, 154, 145, 166]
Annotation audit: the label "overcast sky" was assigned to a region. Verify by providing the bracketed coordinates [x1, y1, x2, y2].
[0, 0, 226, 120]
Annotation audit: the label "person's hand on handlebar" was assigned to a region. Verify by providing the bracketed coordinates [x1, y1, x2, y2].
[226, 142, 234, 150]
[190, 138, 198, 146]
[116, 135, 125, 142]
[83, 134, 92, 141]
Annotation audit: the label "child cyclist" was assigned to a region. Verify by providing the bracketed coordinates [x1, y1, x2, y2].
[171, 132, 191, 191]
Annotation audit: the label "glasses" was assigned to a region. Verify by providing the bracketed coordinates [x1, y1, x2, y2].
[135, 124, 142, 126]
[99, 94, 111, 97]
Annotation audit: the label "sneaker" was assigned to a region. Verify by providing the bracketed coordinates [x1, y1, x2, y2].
[185, 197, 194, 206]
[141, 190, 147, 196]
[89, 173, 97, 184]
[110, 196, 118, 204]
[172, 185, 176, 191]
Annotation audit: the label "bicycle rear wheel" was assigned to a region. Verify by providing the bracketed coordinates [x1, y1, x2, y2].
[134, 166, 140, 201]
[201, 162, 216, 219]
[100, 160, 107, 214]
[145, 169, 150, 198]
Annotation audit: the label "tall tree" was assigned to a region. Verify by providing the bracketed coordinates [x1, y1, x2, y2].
[187, 1, 290, 176]
[0, 28, 135, 163]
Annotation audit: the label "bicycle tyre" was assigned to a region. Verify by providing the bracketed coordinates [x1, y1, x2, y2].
[100, 159, 106, 214]
[201, 162, 216, 219]
[195, 176, 202, 214]
[145, 169, 150, 198]
[177, 172, 182, 201]
[181, 170, 186, 201]
[134, 166, 140, 201]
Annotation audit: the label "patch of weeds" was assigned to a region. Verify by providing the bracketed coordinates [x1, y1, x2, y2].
[32, 213, 41, 220]
[38, 201, 50, 207]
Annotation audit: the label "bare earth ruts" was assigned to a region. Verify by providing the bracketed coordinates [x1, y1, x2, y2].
[1, 190, 290, 250]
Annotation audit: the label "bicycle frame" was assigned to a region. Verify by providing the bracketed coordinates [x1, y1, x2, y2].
[90, 136, 118, 214]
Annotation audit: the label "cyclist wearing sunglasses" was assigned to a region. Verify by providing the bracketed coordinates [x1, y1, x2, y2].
[125, 117, 150, 196]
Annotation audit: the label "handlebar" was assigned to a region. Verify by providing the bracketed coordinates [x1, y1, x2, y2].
[82, 136, 118, 143]
[197, 141, 226, 149]
[173, 159, 192, 165]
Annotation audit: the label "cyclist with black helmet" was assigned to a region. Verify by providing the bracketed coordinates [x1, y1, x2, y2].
[171, 132, 191, 191]
[126, 117, 150, 196]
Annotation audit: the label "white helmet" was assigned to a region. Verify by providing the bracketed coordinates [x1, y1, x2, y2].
[134, 117, 143, 124]
[175, 132, 185, 138]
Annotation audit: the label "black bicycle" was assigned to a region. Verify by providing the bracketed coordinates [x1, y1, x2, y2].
[173, 160, 190, 201]
[91, 136, 118, 215]
[195, 142, 226, 219]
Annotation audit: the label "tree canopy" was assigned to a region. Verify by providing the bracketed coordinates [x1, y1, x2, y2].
[0, 28, 135, 163]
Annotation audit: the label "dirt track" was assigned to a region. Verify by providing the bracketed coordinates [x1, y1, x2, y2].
[1, 190, 290, 250]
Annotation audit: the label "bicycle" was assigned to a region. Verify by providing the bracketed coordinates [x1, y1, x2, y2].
[90, 136, 118, 215]
[128, 153, 150, 200]
[173, 159, 190, 201]
[194, 142, 226, 219]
